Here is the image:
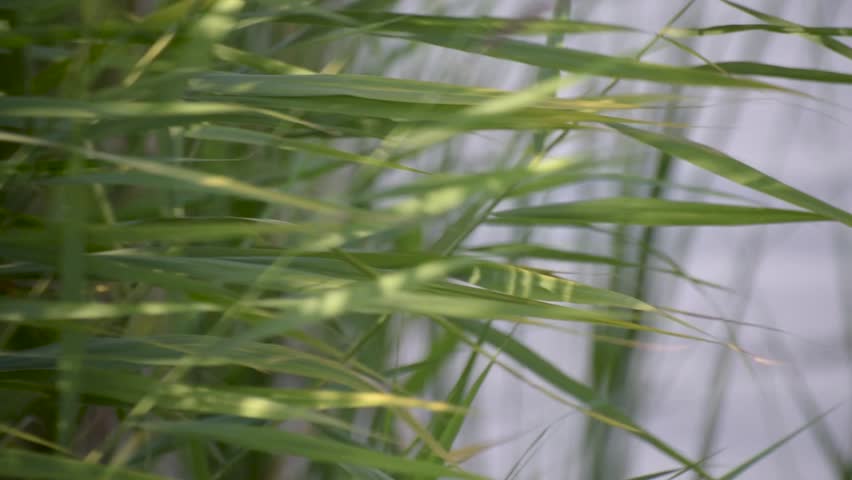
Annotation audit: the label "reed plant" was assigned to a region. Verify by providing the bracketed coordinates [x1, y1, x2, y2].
[0, 1, 850, 479]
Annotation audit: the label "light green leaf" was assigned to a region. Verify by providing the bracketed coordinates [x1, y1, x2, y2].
[185, 124, 425, 173]
[665, 24, 852, 38]
[721, 0, 852, 61]
[453, 262, 654, 310]
[610, 125, 852, 227]
[187, 72, 670, 128]
[0, 96, 317, 129]
[0, 300, 221, 323]
[0, 335, 379, 389]
[0, 130, 379, 219]
[271, 10, 636, 36]
[394, 33, 789, 90]
[491, 197, 829, 226]
[451, 319, 712, 478]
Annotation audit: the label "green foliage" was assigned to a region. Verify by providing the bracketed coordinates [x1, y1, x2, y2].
[0, 1, 848, 479]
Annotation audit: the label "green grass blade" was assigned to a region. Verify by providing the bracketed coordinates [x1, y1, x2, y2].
[491, 197, 829, 226]
[271, 9, 637, 36]
[451, 319, 713, 478]
[721, 0, 852, 60]
[0, 96, 319, 130]
[187, 73, 665, 129]
[453, 262, 655, 310]
[610, 124, 852, 226]
[625, 468, 685, 480]
[0, 300, 222, 323]
[0, 335, 380, 389]
[395, 33, 788, 91]
[184, 124, 426, 173]
[719, 408, 837, 480]
[666, 24, 852, 38]
[0, 130, 374, 219]
[141, 421, 484, 479]
[694, 62, 852, 84]
[0, 448, 169, 480]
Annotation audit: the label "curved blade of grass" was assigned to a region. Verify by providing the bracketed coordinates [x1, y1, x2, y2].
[187, 74, 666, 133]
[184, 124, 425, 173]
[491, 197, 829, 226]
[140, 421, 484, 479]
[391, 32, 788, 91]
[270, 9, 637, 36]
[355, 290, 711, 340]
[187, 93, 637, 130]
[188, 72, 507, 103]
[0, 96, 320, 130]
[188, 72, 674, 117]
[721, 0, 852, 61]
[719, 407, 837, 480]
[363, 158, 584, 202]
[0, 335, 380, 389]
[165, 250, 702, 332]
[0, 448, 169, 480]
[188, 72, 591, 106]
[12, 367, 353, 429]
[435, 361, 487, 449]
[609, 125, 852, 226]
[454, 262, 654, 310]
[0, 130, 376, 219]
[464, 242, 728, 291]
[626, 468, 685, 480]
[212, 44, 316, 74]
[470, 243, 641, 266]
[0, 22, 165, 49]
[666, 24, 852, 38]
[239, 257, 479, 331]
[694, 62, 852, 84]
[98, 255, 351, 292]
[507, 171, 763, 204]
[164, 248, 696, 326]
[0, 220, 333, 246]
[0, 423, 69, 454]
[450, 318, 713, 478]
[83, 367, 457, 423]
[230, 386, 463, 412]
[0, 300, 221, 323]
[268, 11, 783, 90]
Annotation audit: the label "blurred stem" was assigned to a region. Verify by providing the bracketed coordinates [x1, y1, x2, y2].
[588, 2, 698, 478]
[690, 2, 794, 463]
[523, 0, 572, 246]
[56, 5, 97, 447]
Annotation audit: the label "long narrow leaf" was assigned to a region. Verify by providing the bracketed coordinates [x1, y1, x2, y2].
[0, 449, 168, 480]
[491, 197, 829, 226]
[610, 125, 852, 226]
[141, 421, 483, 479]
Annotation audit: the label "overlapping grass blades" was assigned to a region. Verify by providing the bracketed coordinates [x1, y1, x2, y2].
[0, 0, 849, 479]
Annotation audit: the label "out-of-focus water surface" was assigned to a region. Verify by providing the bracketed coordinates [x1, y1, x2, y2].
[384, 1, 852, 478]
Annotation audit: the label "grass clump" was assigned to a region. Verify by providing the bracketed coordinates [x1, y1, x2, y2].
[0, 1, 849, 479]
